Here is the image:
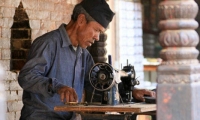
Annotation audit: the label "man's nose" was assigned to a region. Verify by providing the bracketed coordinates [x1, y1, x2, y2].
[94, 34, 100, 41]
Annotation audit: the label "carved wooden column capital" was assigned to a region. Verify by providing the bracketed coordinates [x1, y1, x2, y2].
[157, 0, 200, 119]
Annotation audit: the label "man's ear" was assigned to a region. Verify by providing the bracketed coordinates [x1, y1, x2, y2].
[77, 14, 87, 25]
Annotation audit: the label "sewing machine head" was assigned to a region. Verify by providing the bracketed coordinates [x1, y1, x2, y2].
[120, 64, 140, 103]
[89, 62, 140, 105]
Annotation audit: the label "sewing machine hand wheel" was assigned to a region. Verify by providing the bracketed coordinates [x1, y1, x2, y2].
[89, 63, 115, 91]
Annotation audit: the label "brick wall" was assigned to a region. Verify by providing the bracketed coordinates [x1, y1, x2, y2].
[0, 0, 80, 119]
[0, 64, 6, 120]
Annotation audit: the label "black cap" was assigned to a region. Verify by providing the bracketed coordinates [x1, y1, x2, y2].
[80, 0, 115, 28]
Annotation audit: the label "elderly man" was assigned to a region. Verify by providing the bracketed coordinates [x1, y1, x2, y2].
[18, 0, 155, 119]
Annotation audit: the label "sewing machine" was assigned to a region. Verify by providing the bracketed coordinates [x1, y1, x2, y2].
[55, 62, 156, 119]
[55, 62, 156, 120]
[88, 62, 140, 105]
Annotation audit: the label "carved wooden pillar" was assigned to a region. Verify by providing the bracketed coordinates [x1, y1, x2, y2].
[87, 33, 107, 63]
[195, 0, 200, 59]
[157, 0, 200, 120]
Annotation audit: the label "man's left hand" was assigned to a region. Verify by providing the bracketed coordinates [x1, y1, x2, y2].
[132, 88, 156, 102]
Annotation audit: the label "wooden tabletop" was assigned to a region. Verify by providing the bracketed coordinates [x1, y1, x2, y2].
[54, 103, 156, 113]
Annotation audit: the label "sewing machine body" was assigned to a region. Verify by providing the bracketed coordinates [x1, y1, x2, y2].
[88, 62, 140, 105]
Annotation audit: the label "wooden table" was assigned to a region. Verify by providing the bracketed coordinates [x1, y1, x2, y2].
[54, 103, 156, 120]
[144, 65, 158, 71]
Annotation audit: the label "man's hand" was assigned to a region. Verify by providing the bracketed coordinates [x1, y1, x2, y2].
[57, 86, 78, 103]
[132, 88, 156, 102]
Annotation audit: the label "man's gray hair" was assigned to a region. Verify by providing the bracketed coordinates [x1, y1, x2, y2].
[71, 4, 95, 22]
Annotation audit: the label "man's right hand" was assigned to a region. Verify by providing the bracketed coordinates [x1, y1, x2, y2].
[57, 86, 78, 103]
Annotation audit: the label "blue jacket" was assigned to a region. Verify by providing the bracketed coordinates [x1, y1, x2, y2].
[18, 24, 94, 120]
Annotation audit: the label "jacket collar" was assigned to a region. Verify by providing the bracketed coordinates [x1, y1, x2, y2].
[58, 23, 83, 54]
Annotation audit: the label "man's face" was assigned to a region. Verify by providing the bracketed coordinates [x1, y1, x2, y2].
[77, 19, 105, 49]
